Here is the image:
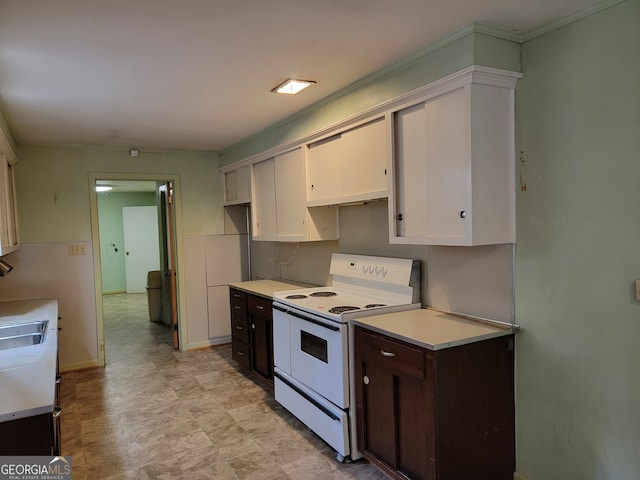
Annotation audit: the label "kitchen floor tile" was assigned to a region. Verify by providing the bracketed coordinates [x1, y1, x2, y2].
[60, 293, 382, 480]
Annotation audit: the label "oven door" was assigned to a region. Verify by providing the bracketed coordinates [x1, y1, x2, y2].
[287, 308, 349, 408]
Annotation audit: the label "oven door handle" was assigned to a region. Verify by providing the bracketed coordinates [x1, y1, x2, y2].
[273, 304, 287, 313]
[289, 310, 340, 331]
[275, 372, 341, 422]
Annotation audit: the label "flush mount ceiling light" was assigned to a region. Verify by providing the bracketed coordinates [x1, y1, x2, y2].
[271, 79, 316, 95]
[96, 185, 112, 192]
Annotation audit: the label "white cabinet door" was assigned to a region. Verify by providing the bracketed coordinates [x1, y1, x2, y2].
[252, 159, 278, 241]
[274, 148, 308, 241]
[223, 165, 251, 205]
[390, 78, 516, 246]
[341, 117, 388, 201]
[422, 87, 468, 242]
[0, 153, 19, 256]
[307, 133, 343, 203]
[307, 117, 388, 206]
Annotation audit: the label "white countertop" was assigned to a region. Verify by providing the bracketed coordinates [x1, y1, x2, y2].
[228, 279, 317, 299]
[0, 298, 58, 423]
[353, 308, 513, 351]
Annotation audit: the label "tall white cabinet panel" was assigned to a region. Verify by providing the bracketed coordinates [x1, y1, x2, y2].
[307, 117, 388, 206]
[252, 158, 278, 241]
[251, 148, 338, 242]
[0, 153, 18, 256]
[390, 68, 520, 246]
[223, 165, 251, 205]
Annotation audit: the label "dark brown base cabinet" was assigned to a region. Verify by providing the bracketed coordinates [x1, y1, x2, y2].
[229, 288, 274, 387]
[354, 326, 515, 480]
[0, 412, 59, 455]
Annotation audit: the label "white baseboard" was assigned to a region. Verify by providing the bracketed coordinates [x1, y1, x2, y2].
[60, 358, 101, 373]
[187, 336, 231, 350]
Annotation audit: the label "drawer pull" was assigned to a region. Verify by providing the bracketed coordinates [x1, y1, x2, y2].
[237, 351, 245, 356]
[233, 293, 242, 298]
[363, 375, 370, 385]
[235, 325, 243, 330]
[234, 305, 243, 310]
[380, 350, 396, 357]
[256, 305, 264, 310]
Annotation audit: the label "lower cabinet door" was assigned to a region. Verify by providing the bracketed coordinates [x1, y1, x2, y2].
[251, 314, 272, 380]
[0, 413, 54, 455]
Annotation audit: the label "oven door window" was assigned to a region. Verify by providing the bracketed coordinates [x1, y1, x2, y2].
[300, 330, 328, 363]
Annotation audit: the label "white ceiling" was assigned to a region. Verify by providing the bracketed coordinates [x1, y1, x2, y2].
[0, 0, 599, 153]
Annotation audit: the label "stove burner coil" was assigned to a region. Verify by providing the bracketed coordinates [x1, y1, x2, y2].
[364, 304, 387, 308]
[310, 291, 337, 297]
[285, 294, 308, 299]
[328, 305, 360, 314]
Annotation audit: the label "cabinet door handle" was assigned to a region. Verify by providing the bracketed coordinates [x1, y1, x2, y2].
[363, 375, 370, 385]
[459, 210, 467, 218]
[380, 350, 395, 357]
[234, 305, 243, 310]
[52, 407, 63, 418]
[237, 351, 245, 356]
[256, 305, 264, 310]
[235, 325, 243, 330]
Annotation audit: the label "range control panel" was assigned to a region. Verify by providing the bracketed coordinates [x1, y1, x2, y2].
[331, 254, 414, 283]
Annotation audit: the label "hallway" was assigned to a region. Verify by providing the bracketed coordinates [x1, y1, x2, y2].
[60, 293, 383, 479]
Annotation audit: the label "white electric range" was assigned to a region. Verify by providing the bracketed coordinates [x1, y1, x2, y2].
[272, 253, 421, 461]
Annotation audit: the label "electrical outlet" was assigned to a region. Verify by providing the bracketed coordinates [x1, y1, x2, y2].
[68, 244, 87, 256]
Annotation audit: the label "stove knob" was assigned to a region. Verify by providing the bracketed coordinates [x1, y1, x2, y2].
[374, 266, 381, 276]
[381, 266, 388, 277]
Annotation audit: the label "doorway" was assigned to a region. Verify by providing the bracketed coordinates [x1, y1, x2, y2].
[89, 173, 186, 367]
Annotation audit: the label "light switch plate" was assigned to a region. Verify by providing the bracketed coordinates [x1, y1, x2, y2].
[636, 279, 640, 301]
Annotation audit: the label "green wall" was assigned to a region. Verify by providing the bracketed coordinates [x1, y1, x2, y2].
[97, 191, 156, 293]
[515, 1, 640, 478]
[219, 29, 520, 166]
[14, 144, 222, 242]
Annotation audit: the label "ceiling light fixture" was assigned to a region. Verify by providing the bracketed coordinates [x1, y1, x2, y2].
[96, 185, 112, 192]
[271, 79, 316, 95]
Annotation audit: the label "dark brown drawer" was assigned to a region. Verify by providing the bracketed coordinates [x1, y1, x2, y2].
[231, 298, 247, 316]
[231, 312, 250, 343]
[232, 337, 250, 371]
[248, 294, 272, 317]
[230, 288, 247, 303]
[357, 327, 426, 379]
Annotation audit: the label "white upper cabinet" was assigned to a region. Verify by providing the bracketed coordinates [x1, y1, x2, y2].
[251, 148, 338, 242]
[223, 165, 251, 205]
[389, 67, 521, 246]
[307, 117, 388, 206]
[0, 152, 18, 256]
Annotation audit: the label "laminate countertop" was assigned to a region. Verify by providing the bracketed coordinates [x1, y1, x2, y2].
[228, 279, 316, 300]
[353, 308, 513, 351]
[0, 298, 58, 422]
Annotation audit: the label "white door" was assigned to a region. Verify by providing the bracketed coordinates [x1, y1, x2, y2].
[123, 206, 160, 293]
